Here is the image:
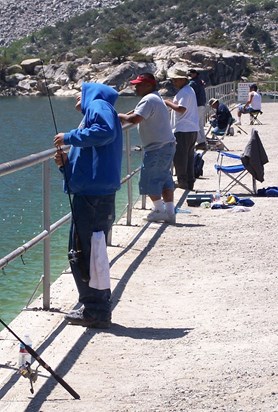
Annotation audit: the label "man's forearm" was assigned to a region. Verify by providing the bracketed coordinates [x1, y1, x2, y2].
[164, 100, 186, 113]
[118, 113, 142, 124]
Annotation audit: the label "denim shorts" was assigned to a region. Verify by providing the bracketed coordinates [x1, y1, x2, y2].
[139, 142, 176, 196]
[238, 104, 256, 114]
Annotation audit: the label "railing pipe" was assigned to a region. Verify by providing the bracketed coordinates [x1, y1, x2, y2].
[0, 213, 71, 269]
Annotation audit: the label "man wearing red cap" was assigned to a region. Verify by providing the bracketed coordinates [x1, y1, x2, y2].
[118, 73, 176, 224]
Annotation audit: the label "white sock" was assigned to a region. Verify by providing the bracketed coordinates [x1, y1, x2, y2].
[165, 202, 175, 215]
[153, 199, 165, 212]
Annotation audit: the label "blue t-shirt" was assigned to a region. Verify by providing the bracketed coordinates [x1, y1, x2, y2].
[189, 77, 206, 106]
[216, 103, 232, 130]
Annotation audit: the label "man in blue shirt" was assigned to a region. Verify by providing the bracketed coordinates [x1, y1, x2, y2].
[208, 98, 232, 134]
[188, 69, 207, 150]
[53, 82, 123, 328]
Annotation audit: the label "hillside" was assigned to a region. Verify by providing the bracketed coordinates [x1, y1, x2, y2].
[0, 0, 277, 72]
[0, 0, 122, 47]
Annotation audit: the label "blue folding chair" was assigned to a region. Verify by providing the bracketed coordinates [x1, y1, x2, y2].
[214, 129, 268, 195]
[214, 151, 257, 195]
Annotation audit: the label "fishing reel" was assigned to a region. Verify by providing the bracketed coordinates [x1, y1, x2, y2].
[68, 249, 90, 282]
[68, 248, 80, 263]
[18, 362, 40, 394]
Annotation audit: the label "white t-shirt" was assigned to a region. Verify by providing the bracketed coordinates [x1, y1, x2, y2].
[250, 91, 262, 111]
[170, 85, 199, 133]
[134, 91, 175, 151]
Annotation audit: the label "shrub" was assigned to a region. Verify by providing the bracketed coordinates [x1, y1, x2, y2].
[262, 1, 277, 11]
[66, 63, 77, 81]
[102, 27, 139, 63]
[244, 4, 258, 15]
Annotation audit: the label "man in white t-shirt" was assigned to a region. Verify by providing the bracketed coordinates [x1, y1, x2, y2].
[164, 68, 199, 191]
[118, 73, 176, 224]
[236, 84, 262, 125]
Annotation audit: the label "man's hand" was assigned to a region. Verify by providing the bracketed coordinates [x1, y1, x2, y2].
[54, 149, 68, 168]
[54, 133, 65, 148]
[165, 99, 186, 114]
[118, 112, 143, 125]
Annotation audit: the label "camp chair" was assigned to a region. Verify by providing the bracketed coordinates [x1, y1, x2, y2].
[232, 117, 248, 135]
[214, 129, 268, 195]
[207, 117, 234, 151]
[250, 110, 263, 125]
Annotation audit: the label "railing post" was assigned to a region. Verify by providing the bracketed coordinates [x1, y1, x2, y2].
[42, 160, 51, 310]
[125, 129, 133, 225]
[141, 143, 146, 209]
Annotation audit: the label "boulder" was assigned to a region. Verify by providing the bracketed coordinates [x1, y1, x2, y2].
[17, 78, 37, 91]
[139, 45, 250, 86]
[6, 64, 23, 75]
[104, 61, 156, 90]
[21, 58, 42, 75]
[47, 83, 61, 94]
[5, 73, 25, 87]
[54, 88, 80, 97]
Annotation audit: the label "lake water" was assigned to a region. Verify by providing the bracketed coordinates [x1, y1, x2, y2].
[0, 95, 141, 328]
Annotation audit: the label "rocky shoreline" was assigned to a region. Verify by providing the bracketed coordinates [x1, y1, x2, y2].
[1, 45, 251, 97]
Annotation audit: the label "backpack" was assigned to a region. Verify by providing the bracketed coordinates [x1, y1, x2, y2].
[194, 152, 204, 178]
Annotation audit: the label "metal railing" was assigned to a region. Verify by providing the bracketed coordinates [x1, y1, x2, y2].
[1, 80, 276, 311]
[0, 122, 142, 310]
[205, 81, 237, 121]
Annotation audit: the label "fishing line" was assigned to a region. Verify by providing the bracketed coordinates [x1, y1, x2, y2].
[40, 61, 59, 134]
[40, 59, 89, 282]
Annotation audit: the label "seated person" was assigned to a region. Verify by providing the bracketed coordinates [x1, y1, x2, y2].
[208, 98, 232, 134]
[235, 83, 262, 125]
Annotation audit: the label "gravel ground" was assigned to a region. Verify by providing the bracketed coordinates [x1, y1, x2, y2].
[0, 103, 277, 412]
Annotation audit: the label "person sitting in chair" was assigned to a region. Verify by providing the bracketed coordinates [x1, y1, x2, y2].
[235, 84, 262, 125]
[208, 98, 233, 134]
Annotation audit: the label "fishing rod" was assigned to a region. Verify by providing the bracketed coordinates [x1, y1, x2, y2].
[0, 318, 80, 399]
[40, 60, 89, 282]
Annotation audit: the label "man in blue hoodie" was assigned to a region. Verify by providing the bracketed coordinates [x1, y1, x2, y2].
[54, 82, 123, 328]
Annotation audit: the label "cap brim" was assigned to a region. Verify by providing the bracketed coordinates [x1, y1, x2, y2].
[130, 79, 143, 85]
[168, 75, 188, 79]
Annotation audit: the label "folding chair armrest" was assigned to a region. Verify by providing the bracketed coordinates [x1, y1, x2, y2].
[218, 151, 241, 160]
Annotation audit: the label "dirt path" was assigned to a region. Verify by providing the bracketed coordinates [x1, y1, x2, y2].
[0, 103, 277, 411]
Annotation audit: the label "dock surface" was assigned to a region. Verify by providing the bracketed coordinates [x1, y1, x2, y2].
[0, 103, 277, 411]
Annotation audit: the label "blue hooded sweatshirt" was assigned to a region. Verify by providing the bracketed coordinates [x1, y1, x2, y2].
[62, 82, 123, 195]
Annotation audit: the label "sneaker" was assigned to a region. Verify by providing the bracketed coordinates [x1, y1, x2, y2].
[165, 212, 176, 224]
[145, 210, 176, 224]
[66, 305, 85, 318]
[228, 127, 234, 136]
[65, 309, 111, 328]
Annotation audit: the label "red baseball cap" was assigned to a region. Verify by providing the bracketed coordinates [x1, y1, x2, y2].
[130, 74, 156, 85]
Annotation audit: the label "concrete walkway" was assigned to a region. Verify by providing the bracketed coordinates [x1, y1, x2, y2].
[0, 103, 277, 412]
